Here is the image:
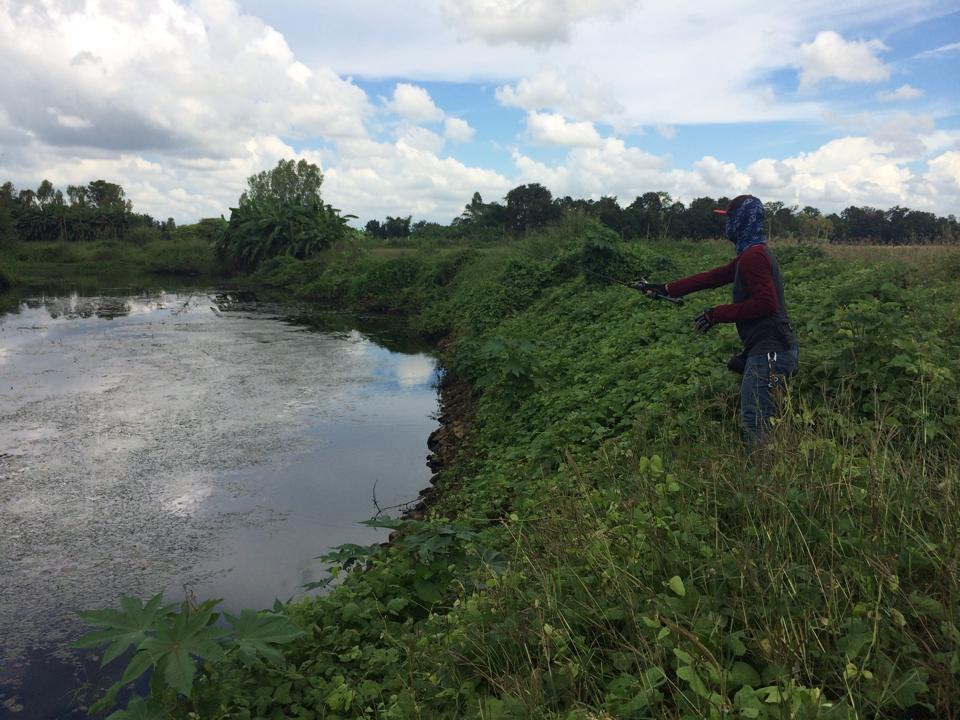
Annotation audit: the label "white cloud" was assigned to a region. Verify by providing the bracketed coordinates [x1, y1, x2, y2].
[442, 0, 638, 47]
[396, 125, 445, 155]
[869, 113, 935, 157]
[876, 84, 923, 102]
[747, 158, 794, 190]
[798, 31, 890, 89]
[50, 109, 92, 129]
[924, 151, 960, 208]
[0, 1, 510, 224]
[510, 117, 960, 215]
[3, 0, 958, 226]
[0, 0, 372, 156]
[386, 83, 445, 124]
[692, 157, 751, 195]
[496, 67, 624, 121]
[444, 117, 475, 142]
[512, 138, 679, 201]
[326, 137, 512, 221]
[526, 112, 602, 147]
[912, 41, 960, 59]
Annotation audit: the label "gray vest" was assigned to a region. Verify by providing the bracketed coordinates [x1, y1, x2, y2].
[733, 246, 797, 355]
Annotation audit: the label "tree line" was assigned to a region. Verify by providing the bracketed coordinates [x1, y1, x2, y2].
[365, 183, 960, 245]
[4, 171, 957, 250]
[0, 179, 178, 245]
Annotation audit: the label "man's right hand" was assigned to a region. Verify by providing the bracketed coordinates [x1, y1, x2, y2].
[632, 281, 668, 298]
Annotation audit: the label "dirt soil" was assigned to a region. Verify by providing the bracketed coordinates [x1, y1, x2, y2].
[405, 370, 476, 520]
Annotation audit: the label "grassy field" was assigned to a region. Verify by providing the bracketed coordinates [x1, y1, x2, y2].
[42, 223, 960, 718]
[0, 232, 221, 293]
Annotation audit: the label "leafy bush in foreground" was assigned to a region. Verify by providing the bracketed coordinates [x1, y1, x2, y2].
[80, 222, 960, 718]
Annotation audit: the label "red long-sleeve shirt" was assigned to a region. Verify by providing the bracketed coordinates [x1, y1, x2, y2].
[664, 244, 780, 323]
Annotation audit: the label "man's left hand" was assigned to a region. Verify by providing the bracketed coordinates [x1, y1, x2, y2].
[693, 308, 715, 333]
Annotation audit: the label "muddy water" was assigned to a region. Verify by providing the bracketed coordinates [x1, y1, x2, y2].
[0, 290, 439, 718]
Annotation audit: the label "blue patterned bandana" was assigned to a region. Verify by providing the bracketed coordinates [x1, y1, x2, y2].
[725, 196, 766, 255]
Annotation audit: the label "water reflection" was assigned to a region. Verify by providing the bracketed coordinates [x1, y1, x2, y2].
[0, 290, 439, 719]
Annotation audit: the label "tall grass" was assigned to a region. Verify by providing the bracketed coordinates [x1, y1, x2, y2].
[427, 388, 959, 718]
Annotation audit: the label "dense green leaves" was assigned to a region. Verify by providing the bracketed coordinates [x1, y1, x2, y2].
[75, 596, 303, 715]
[74, 594, 175, 666]
[77, 225, 960, 718]
[224, 609, 305, 665]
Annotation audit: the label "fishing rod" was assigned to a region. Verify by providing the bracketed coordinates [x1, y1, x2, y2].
[578, 266, 684, 306]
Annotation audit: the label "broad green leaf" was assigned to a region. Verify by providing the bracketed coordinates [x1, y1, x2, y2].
[667, 576, 686, 597]
[730, 661, 762, 688]
[414, 578, 444, 603]
[74, 593, 174, 667]
[225, 609, 304, 664]
[162, 647, 196, 697]
[106, 696, 169, 720]
[119, 650, 156, 686]
[138, 600, 227, 697]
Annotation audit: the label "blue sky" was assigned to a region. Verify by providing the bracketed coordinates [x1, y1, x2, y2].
[1, 1, 958, 223]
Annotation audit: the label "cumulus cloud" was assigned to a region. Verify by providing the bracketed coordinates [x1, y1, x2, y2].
[869, 113, 936, 157]
[444, 117, 475, 142]
[386, 83, 445, 124]
[0, 0, 504, 224]
[692, 157, 751, 195]
[925, 151, 960, 201]
[876, 84, 923, 102]
[442, 0, 638, 47]
[396, 126, 446, 155]
[512, 138, 679, 201]
[798, 31, 890, 89]
[496, 67, 623, 121]
[747, 158, 794, 190]
[4, 1, 373, 155]
[526, 112, 603, 147]
[2, 0, 958, 225]
[326, 137, 512, 221]
[509, 115, 960, 215]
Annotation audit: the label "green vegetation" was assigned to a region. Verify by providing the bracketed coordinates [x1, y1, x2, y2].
[362, 185, 960, 246]
[78, 216, 960, 718]
[217, 159, 357, 270]
[0, 178, 176, 244]
[0, 230, 222, 291]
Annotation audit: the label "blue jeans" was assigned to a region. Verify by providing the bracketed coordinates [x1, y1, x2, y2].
[740, 347, 798, 448]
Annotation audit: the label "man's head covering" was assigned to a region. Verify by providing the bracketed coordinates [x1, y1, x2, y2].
[718, 195, 765, 254]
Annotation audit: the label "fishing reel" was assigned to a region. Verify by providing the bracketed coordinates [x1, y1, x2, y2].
[630, 278, 684, 305]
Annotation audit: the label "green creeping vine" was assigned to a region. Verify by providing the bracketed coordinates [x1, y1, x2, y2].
[76, 221, 960, 718]
[73, 596, 304, 718]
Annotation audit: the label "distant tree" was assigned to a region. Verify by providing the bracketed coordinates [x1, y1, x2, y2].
[383, 216, 411, 238]
[18, 189, 36, 208]
[685, 196, 721, 239]
[36, 179, 55, 208]
[505, 183, 559, 234]
[0, 198, 16, 245]
[193, 217, 228, 243]
[219, 159, 353, 268]
[365, 219, 384, 238]
[592, 196, 623, 235]
[240, 159, 324, 208]
[86, 180, 128, 211]
[902, 210, 938, 243]
[460, 192, 486, 224]
[841, 206, 885, 242]
[624, 191, 674, 240]
[67, 184, 89, 207]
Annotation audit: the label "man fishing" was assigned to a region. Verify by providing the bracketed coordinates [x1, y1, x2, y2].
[640, 195, 798, 448]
